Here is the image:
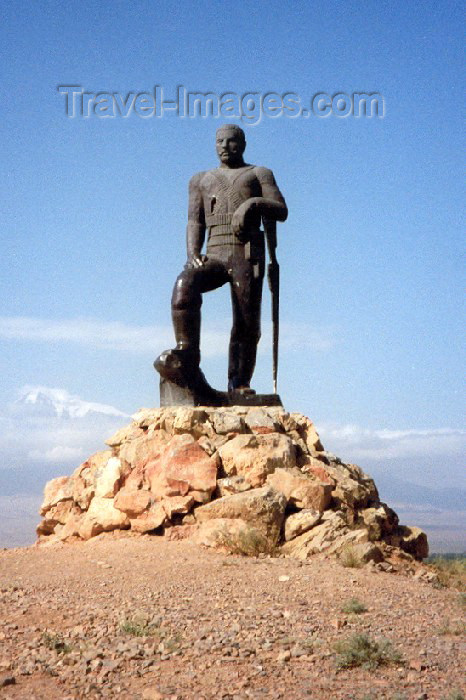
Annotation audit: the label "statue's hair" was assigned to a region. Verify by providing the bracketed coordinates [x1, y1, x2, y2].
[216, 124, 246, 142]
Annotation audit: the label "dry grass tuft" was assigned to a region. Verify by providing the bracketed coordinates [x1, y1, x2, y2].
[214, 526, 278, 557]
[41, 631, 72, 654]
[341, 598, 367, 614]
[119, 614, 160, 637]
[334, 633, 402, 670]
[436, 618, 466, 636]
[339, 545, 364, 569]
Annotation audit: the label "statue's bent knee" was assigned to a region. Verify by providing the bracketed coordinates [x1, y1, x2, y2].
[171, 270, 201, 311]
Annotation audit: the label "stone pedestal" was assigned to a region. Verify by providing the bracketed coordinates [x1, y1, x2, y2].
[36, 404, 429, 562]
[159, 377, 283, 408]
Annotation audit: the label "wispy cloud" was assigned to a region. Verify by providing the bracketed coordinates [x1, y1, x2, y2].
[318, 423, 465, 460]
[27, 445, 87, 463]
[0, 316, 175, 354]
[0, 316, 336, 356]
[0, 414, 121, 471]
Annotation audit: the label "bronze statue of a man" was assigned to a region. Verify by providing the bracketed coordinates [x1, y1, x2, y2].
[156, 124, 287, 400]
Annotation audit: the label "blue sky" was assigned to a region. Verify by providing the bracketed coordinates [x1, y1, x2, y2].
[0, 0, 464, 550]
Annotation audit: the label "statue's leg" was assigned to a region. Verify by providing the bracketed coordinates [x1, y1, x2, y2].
[171, 260, 228, 364]
[171, 268, 203, 367]
[155, 260, 229, 395]
[228, 248, 264, 392]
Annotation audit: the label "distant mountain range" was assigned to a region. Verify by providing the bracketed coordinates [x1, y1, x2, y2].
[13, 386, 129, 420]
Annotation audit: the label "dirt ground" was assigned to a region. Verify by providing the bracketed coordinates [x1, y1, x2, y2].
[0, 534, 464, 699]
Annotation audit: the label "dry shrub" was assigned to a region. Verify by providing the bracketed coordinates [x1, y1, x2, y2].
[215, 526, 277, 557]
[120, 614, 160, 637]
[341, 598, 367, 614]
[41, 631, 72, 654]
[436, 618, 466, 636]
[334, 633, 402, 670]
[339, 545, 364, 569]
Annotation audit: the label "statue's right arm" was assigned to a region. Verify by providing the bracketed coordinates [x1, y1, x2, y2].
[186, 173, 207, 268]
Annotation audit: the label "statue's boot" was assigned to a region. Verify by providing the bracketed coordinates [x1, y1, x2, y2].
[155, 309, 224, 404]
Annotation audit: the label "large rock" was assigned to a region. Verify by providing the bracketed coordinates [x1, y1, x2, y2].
[244, 408, 280, 434]
[288, 414, 324, 452]
[79, 497, 130, 540]
[281, 511, 348, 559]
[284, 509, 322, 541]
[114, 488, 151, 517]
[194, 486, 286, 543]
[70, 450, 114, 509]
[266, 467, 332, 510]
[218, 433, 296, 488]
[130, 503, 166, 533]
[145, 434, 218, 499]
[210, 410, 245, 435]
[358, 504, 399, 540]
[392, 526, 429, 560]
[324, 461, 379, 510]
[119, 432, 170, 471]
[40, 476, 71, 515]
[37, 500, 80, 536]
[94, 456, 122, 498]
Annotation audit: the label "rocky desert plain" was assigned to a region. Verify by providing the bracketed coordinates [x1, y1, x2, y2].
[0, 405, 464, 699]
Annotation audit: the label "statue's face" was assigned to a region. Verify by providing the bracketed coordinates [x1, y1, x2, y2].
[216, 129, 245, 166]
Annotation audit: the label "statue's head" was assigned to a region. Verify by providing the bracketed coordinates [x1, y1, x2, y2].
[216, 124, 246, 166]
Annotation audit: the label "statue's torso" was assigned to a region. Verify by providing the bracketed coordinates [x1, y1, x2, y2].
[198, 165, 262, 215]
[195, 165, 265, 253]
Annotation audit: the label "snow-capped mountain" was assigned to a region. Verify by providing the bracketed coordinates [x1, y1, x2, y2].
[14, 386, 130, 419]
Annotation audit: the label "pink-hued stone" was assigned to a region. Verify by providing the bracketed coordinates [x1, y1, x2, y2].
[301, 461, 336, 486]
[266, 468, 333, 511]
[114, 488, 152, 517]
[145, 435, 218, 499]
[162, 495, 196, 519]
[130, 503, 166, 533]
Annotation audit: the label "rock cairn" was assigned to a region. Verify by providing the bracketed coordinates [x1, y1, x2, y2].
[37, 406, 428, 563]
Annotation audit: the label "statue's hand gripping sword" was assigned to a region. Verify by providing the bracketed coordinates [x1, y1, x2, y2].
[264, 218, 279, 394]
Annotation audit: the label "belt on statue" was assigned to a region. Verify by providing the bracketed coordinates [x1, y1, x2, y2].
[207, 228, 263, 247]
[205, 213, 233, 227]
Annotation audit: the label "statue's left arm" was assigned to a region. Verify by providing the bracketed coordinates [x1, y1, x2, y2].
[231, 167, 288, 235]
